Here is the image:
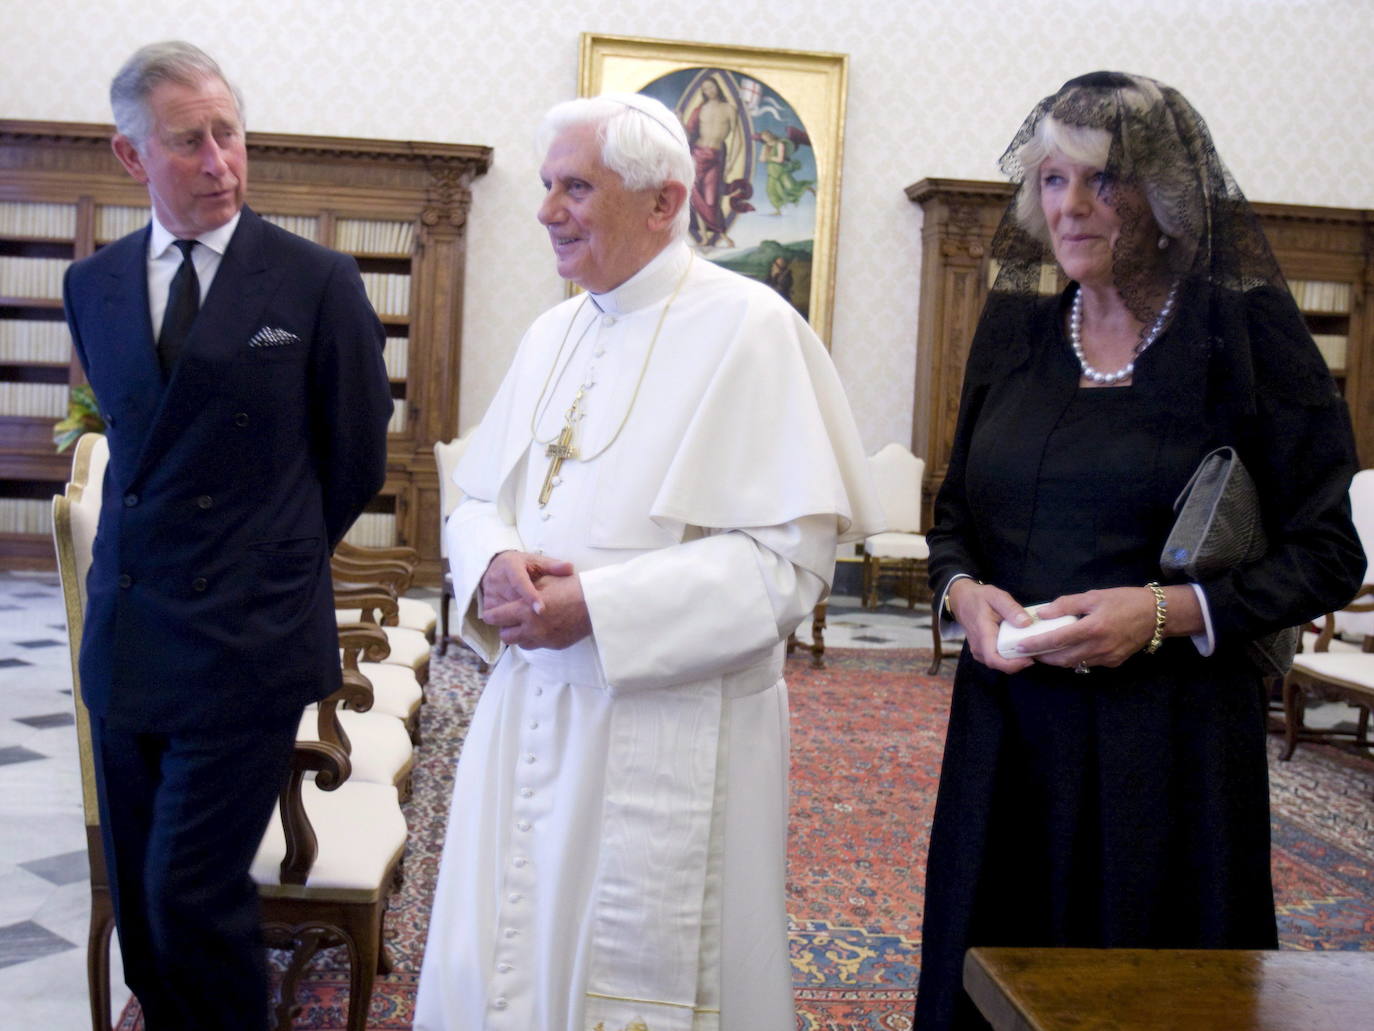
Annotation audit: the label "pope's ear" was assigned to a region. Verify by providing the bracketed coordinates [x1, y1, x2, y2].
[649, 180, 688, 232]
[111, 134, 149, 184]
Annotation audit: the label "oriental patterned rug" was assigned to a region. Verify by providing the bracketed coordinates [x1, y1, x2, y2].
[118, 647, 1374, 1030]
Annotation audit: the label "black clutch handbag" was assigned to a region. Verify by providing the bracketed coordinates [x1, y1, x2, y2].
[1160, 446, 1298, 677]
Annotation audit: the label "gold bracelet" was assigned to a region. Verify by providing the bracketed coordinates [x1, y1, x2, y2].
[1144, 581, 1167, 654]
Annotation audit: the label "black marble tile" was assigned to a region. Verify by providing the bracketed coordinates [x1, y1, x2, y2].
[16, 712, 74, 730]
[0, 921, 76, 970]
[852, 634, 895, 643]
[21, 850, 88, 887]
[0, 658, 33, 668]
[0, 604, 21, 612]
[0, 745, 46, 766]
[12, 591, 55, 599]
[15, 640, 63, 649]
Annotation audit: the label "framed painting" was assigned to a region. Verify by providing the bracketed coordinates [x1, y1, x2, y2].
[580, 33, 848, 343]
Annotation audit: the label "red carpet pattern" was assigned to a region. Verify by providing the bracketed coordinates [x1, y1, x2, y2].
[118, 647, 1374, 1029]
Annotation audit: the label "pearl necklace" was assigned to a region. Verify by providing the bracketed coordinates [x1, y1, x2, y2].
[1069, 281, 1178, 385]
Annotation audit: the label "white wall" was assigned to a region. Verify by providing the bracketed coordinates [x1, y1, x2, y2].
[5, 0, 1371, 449]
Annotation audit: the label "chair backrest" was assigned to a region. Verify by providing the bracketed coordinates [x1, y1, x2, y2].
[866, 442, 924, 535]
[433, 434, 471, 558]
[52, 432, 108, 832]
[1338, 468, 1374, 637]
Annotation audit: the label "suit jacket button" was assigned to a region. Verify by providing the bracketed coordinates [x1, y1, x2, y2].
[123, 493, 138, 507]
[234, 412, 249, 427]
[196, 495, 213, 509]
[192, 577, 208, 592]
[117, 574, 132, 588]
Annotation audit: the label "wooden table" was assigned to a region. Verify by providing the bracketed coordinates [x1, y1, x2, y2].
[964, 947, 1374, 1030]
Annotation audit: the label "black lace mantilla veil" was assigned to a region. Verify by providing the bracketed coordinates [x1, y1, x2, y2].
[972, 70, 1334, 409]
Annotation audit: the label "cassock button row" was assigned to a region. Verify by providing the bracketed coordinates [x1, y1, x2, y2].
[602, 315, 616, 327]
[192, 577, 208, 592]
[497, 962, 512, 973]
[505, 928, 518, 938]
[519, 788, 533, 799]
[513, 856, 528, 867]
[523, 753, 536, 764]
[117, 574, 132, 588]
[507, 892, 522, 903]
[196, 495, 213, 509]
[595, 347, 606, 357]
[493, 997, 508, 1010]
[528, 720, 539, 730]
[540, 512, 551, 522]
[517, 820, 531, 831]
[234, 412, 249, 427]
[123, 493, 138, 507]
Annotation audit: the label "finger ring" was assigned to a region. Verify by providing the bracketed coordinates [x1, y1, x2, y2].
[1073, 661, 1090, 675]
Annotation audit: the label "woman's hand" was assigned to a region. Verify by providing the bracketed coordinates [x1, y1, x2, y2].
[1028, 585, 1197, 670]
[947, 578, 1035, 673]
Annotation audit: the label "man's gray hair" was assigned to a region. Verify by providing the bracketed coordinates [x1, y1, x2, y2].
[110, 41, 245, 151]
[537, 93, 694, 241]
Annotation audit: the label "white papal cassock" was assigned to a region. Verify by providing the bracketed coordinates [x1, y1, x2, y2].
[415, 241, 881, 1031]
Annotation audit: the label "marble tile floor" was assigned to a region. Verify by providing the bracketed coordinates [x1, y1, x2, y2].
[0, 569, 1359, 1030]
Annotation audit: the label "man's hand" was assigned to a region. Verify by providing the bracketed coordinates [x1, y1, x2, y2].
[478, 550, 591, 650]
[479, 550, 573, 616]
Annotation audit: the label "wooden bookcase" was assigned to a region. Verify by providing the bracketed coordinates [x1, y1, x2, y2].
[906, 177, 1374, 515]
[0, 120, 491, 584]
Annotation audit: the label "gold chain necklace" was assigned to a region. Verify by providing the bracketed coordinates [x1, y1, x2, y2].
[531, 251, 693, 506]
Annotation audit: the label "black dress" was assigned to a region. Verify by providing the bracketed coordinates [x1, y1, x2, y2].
[915, 286, 1364, 1031]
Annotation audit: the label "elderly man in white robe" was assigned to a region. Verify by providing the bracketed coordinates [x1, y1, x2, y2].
[415, 93, 880, 1031]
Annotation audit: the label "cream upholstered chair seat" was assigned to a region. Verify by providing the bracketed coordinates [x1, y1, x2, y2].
[863, 530, 930, 562]
[297, 706, 414, 798]
[359, 661, 423, 722]
[252, 778, 407, 895]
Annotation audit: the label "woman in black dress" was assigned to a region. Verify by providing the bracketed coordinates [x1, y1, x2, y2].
[916, 72, 1365, 1030]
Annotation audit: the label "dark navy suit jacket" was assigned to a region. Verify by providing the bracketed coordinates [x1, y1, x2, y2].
[63, 206, 392, 732]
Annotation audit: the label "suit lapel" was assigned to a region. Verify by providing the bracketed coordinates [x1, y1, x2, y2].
[133, 208, 279, 476]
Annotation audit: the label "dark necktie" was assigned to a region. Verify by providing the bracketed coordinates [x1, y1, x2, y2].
[157, 238, 199, 378]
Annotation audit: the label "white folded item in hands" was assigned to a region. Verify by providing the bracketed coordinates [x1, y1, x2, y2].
[996, 603, 1080, 658]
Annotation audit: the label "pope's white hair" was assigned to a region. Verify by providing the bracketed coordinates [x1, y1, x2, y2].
[537, 93, 693, 241]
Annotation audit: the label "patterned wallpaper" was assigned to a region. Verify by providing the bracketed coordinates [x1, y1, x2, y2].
[4, 0, 1371, 452]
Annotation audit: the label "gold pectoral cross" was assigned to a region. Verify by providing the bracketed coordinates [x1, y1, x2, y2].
[539, 421, 577, 507]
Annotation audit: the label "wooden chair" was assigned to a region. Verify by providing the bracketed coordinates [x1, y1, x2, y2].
[860, 443, 946, 674]
[1280, 585, 1374, 765]
[54, 433, 407, 1031]
[335, 578, 431, 686]
[861, 444, 930, 610]
[333, 539, 437, 642]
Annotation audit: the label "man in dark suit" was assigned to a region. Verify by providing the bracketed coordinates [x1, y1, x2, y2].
[62, 41, 392, 1029]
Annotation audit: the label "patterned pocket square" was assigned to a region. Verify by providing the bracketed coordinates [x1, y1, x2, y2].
[248, 326, 301, 348]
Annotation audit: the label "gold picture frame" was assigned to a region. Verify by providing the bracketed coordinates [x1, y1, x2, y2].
[580, 33, 848, 343]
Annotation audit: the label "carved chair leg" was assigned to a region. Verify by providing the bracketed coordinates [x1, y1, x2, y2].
[810, 602, 827, 669]
[439, 586, 451, 657]
[87, 889, 114, 1031]
[1281, 677, 1304, 761]
[270, 925, 332, 1031]
[927, 618, 944, 676]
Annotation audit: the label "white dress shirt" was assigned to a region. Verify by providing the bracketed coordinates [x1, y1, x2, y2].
[146, 211, 240, 338]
